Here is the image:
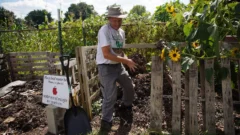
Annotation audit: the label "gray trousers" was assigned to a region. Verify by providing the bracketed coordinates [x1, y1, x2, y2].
[98, 63, 134, 122]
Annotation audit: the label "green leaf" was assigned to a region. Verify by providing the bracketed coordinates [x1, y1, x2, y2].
[187, 28, 198, 42]
[196, 23, 212, 40]
[208, 25, 220, 56]
[237, 24, 240, 41]
[199, 4, 209, 21]
[210, 0, 220, 12]
[235, 3, 240, 13]
[184, 23, 193, 37]
[176, 13, 183, 26]
[205, 68, 214, 85]
[181, 57, 195, 72]
[220, 67, 229, 80]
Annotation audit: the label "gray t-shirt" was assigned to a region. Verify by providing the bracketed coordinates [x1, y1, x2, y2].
[96, 24, 125, 64]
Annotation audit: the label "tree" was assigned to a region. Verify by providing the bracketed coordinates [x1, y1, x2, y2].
[25, 9, 53, 28]
[64, 2, 97, 22]
[153, 3, 170, 22]
[0, 7, 16, 29]
[129, 5, 147, 16]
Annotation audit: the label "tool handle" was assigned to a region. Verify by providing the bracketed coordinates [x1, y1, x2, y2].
[60, 55, 76, 108]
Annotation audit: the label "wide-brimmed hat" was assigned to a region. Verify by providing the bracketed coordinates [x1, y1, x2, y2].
[107, 5, 127, 18]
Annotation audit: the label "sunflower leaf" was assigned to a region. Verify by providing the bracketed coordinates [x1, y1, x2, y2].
[184, 23, 193, 37]
[176, 13, 184, 26]
[181, 57, 194, 72]
[220, 67, 229, 80]
[205, 68, 214, 85]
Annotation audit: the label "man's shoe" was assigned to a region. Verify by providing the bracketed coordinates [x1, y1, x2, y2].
[100, 120, 112, 132]
[119, 104, 133, 125]
[100, 120, 118, 132]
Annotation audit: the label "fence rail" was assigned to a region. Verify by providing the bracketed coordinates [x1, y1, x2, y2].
[8, 52, 59, 81]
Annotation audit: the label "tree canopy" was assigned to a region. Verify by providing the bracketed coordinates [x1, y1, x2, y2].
[25, 9, 53, 28]
[64, 2, 97, 22]
[0, 7, 16, 29]
[129, 5, 147, 16]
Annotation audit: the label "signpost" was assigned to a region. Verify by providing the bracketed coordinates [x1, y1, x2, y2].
[42, 75, 70, 109]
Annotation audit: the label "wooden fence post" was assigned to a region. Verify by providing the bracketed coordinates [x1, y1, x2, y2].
[150, 56, 163, 132]
[238, 59, 240, 101]
[204, 59, 216, 134]
[185, 70, 190, 135]
[171, 61, 181, 134]
[189, 61, 198, 134]
[200, 60, 206, 131]
[221, 58, 235, 135]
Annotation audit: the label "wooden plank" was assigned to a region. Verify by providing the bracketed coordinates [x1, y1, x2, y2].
[16, 75, 43, 80]
[150, 56, 163, 132]
[0, 54, 5, 58]
[75, 47, 85, 108]
[204, 59, 216, 134]
[90, 89, 101, 101]
[8, 52, 48, 56]
[10, 57, 50, 62]
[200, 60, 206, 131]
[185, 70, 190, 135]
[171, 61, 181, 135]
[124, 44, 156, 49]
[189, 62, 198, 134]
[11, 62, 50, 67]
[238, 59, 240, 101]
[80, 43, 186, 49]
[81, 46, 93, 119]
[221, 58, 235, 135]
[14, 68, 50, 72]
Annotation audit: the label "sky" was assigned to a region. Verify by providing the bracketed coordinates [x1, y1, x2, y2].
[0, 0, 190, 20]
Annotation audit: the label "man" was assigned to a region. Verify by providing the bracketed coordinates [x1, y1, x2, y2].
[96, 5, 137, 132]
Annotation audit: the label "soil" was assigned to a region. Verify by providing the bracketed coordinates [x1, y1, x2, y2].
[1, 53, 240, 135]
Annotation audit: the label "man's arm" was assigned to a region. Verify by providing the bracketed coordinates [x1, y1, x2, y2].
[102, 45, 136, 71]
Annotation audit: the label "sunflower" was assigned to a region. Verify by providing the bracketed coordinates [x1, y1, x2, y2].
[171, 12, 176, 17]
[160, 48, 165, 60]
[169, 48, 181, 62]
[190, 20, 194, 24]
[192, 41, 199, 48]
[166, 4, 174, 13]
[231, 47, 239, 57]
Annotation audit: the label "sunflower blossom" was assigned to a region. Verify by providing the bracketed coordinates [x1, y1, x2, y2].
[192, 41, 199, 48]
[166, 5, 174, 13]
[160, 48, 165, 60]
[231, 47, 239, 57]
[169, 48, 181, 62]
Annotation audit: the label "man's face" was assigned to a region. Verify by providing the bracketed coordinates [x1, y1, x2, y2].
[108, 17, 122, 30]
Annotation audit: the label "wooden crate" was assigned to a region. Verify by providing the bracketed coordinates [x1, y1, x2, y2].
[8, 52, 59, 81]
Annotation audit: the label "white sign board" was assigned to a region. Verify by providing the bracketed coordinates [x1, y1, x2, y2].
[42, 75, 70, 109]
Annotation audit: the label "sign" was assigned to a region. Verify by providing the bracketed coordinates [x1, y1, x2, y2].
[42, 75, 70, 109]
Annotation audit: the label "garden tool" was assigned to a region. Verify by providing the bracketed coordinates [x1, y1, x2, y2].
[60, 55, 92, 135]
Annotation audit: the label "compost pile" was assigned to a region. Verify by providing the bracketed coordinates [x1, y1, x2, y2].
[0, 80, 47, 134]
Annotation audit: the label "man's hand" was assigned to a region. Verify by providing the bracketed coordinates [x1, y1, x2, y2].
[125, 59, 137, 72]
[102, 46, 137, 71]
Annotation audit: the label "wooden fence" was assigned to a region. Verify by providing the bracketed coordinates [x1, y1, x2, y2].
[8, 52, 59, 81]
[150, 57, 240, 135]
[75, 43, 239, 134]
